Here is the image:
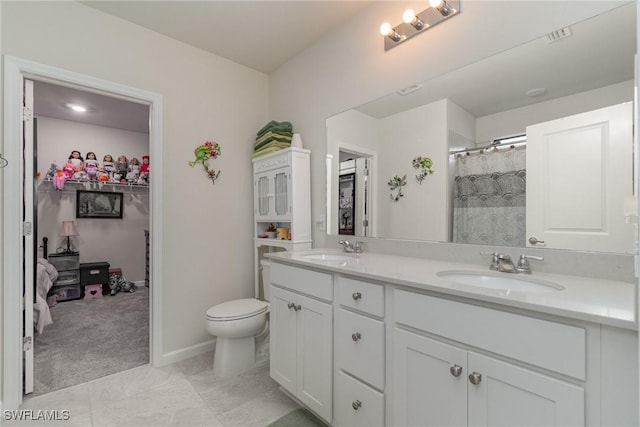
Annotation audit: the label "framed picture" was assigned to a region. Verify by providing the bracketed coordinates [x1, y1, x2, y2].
[76, 190, 123, 219]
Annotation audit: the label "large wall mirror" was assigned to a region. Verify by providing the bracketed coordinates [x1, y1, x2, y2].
[326, 3, 637, 254]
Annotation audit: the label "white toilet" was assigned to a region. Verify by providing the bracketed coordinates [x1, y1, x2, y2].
[205, 260, 271, 377]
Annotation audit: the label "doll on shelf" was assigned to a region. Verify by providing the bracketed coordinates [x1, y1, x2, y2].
[127, 157, 140, 183]
[68, 150, 84, 172]
[84, 151, 99, 180]
[115, 155, 128, 183]
[140, 155, 149, 173]
[103, 154, 116, 180]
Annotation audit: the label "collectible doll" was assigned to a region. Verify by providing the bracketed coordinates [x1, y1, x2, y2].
[115, 155, 129, 182]
[84, 152, 99, 180]
[140, 155, 149, 173]
[103, 154, 116, 180]
[127, 157, 140, 183]
[68, 150, 84, 172]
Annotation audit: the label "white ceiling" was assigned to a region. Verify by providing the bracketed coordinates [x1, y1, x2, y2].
[34, 1, 373, 133]
[33, 2, 636, 134]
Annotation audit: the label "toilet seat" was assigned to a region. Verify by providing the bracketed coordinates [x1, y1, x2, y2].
[206, 298, 268, 321]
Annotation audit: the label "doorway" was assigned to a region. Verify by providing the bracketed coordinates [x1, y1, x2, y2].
[2, 56, 164, 410]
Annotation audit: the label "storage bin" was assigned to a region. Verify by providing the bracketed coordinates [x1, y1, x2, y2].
[80, 262, 110, 286]
[55, 269, 80, 287]
[48, 285, 82, 302]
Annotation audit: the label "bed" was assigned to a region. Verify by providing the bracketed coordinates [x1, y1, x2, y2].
[34, 257, 58, 334]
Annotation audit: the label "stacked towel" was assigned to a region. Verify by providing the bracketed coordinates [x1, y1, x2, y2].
[253, 120, 293, 158]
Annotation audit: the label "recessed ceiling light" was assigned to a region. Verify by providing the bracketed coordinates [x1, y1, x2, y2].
[526, 88, 547, 98]
[66, 103, 87, 113]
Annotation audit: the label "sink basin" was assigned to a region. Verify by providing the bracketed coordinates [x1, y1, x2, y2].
[303, 253, 354, 262]
[436, 270, 564, 293]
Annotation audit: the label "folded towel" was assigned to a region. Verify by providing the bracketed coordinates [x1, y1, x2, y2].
[256, 120, 293, 138]
[253, 141, 291, 157]
[255, 130, 293, 146]
[255, 133, 293, 151]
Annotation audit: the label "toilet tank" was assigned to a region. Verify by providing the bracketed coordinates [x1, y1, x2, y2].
[260, 259, 272, 302]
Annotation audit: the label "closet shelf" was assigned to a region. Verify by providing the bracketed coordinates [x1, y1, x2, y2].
[37, 178, 149, 194]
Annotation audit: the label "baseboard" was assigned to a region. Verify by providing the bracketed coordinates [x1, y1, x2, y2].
[155, 339, 215, 367]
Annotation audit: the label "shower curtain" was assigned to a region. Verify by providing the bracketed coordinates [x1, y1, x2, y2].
[452, 146, 526, 247]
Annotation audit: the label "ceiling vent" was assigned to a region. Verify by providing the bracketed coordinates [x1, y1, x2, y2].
[546, 27, 572, 43]
[397, 84, 423, 96]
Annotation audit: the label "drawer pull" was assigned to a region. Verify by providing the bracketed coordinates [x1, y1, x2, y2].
[294, 304, 302, 312]
[352, 400, 362, 411]
[89, 269, 100, 275]
[468, 372, 482, 385]
[287, 302, 295, 310]
[449, 364, 462, 377]
[352, 292, 362, 301]
[351, 332, 361, 342]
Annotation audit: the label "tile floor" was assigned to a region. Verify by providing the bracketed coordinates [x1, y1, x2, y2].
[4, 352, 300, 427]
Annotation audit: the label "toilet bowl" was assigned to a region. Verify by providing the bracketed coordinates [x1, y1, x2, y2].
[205, 260, 271, 377]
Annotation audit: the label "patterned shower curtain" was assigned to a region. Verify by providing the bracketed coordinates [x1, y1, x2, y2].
[452, 146, 526, 247]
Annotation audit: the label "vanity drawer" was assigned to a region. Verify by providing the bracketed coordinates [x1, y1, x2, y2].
[335, 370, 384, 427]
[337, 276, 384, 317]
[270, 262, 333, 301]
[394, 289, 586, 380]
[335, 308, 384, 389]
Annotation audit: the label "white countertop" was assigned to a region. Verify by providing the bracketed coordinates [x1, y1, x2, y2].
[265, 249, 637, 330]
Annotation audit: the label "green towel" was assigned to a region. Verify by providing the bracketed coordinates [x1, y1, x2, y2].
[255, 132, 292, 151]
[257, 120, 293, 138]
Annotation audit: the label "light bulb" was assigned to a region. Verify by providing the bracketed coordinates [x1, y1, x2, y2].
[402, 9, 416, 24]
[66, 103, 87, 113]
[429, 0, 444, 7]
[379, 22, 392, 36]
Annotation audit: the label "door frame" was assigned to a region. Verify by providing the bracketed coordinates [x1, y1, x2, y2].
[2, 56, 164, 410]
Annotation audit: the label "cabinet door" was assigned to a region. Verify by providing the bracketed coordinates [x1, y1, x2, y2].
[297, 294, 333, 422]
[392, 328, 467, 427]
[255, 173, 271, 219]
[269, 286, 298, 395]
[468, 352, 584, 427]
[272, 169, 290, 218]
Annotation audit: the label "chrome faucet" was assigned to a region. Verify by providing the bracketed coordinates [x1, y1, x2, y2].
[339, 240, 363, 254]
[515, 254, 544, 274]
[482, 252, 543, 274]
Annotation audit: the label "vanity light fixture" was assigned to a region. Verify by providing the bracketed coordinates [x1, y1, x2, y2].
[379, 22, 402, 42]
[430, 0, 454, 17]
[381, 0, 460, 51]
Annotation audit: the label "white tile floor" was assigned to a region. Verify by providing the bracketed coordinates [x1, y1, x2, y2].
[4, 352, 300, 427]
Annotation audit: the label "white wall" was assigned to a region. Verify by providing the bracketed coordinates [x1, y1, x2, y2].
[36, 117, 149, 282]
[269, 0, 628, 249]
[1, 0, 269, 370]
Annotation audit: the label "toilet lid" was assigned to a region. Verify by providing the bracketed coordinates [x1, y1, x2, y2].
[206, 298, 269, 321]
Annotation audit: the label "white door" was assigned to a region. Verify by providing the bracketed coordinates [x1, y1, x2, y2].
[269, 286, 297, 395]
[23, 79, 36, 395]
[467, 352, 584, 427]
[297, 294, 332, 422]
[526, 102, 634, 253]
[392, 328, 467, 427]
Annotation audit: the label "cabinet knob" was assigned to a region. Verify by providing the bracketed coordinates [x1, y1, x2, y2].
[449, 364, 463, 377]
[352, 292, 362, 301]
[351, 332, 362, 342]
[468, 372, 482, 385]
[352, 400, 362, 411]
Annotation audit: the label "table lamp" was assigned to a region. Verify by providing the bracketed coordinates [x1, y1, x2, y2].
[59, 220, 79, 254]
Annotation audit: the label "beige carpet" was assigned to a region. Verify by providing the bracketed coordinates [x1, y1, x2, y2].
[32, 286, 149, 396]
[267, 408, 327, 427]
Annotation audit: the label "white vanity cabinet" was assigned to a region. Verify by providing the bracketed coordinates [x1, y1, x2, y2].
[334, 277, 385, 427]
[391, 289, 586, 427]
[269, 263, 333, 423]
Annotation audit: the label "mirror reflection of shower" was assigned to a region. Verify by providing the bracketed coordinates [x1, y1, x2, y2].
[339, 150, 372, 237]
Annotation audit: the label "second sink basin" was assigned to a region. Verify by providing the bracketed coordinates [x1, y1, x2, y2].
[303, 253, 355, 262]
[437, 270, 564, 293]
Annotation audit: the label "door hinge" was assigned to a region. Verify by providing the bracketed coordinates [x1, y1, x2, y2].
[23, 336, 32, 352]
[23, 221, 32, 236]
[21, 106, 33, 122]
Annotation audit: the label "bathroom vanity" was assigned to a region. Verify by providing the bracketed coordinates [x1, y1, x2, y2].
[266, 249, 638, 427]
